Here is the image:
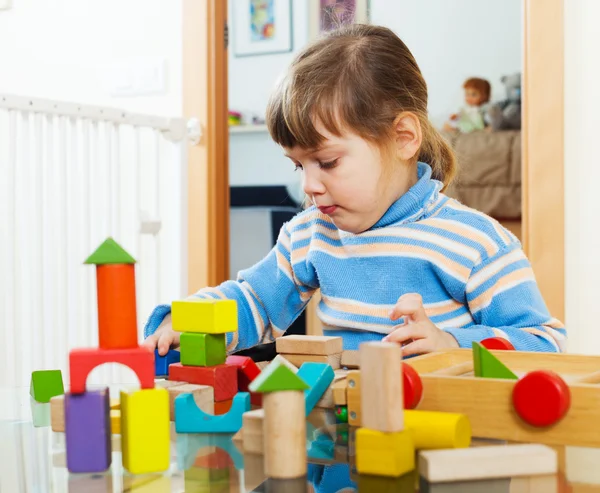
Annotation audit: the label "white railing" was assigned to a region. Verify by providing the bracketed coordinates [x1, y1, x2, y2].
[0, 94, 188, 388]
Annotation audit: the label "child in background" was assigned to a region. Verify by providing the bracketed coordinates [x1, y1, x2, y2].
[142, 24, 565, 357]
[444, 77, 491, 133]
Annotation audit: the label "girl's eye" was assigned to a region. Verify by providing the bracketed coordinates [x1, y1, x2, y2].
[319, 159, 338, 169]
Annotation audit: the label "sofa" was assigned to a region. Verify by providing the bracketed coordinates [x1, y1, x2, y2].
[442, 130, 521, 220]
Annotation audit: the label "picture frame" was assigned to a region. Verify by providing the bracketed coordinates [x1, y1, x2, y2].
[309, 0, 370, 41]
[232, 0, 293, 57]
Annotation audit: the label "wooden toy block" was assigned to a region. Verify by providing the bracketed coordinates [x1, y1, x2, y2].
[110, 397, 121, 409]
[248, 358, 309, 393]
[472, 341, 518, 380]
[404, 410, 471, 449]
[69, 347, 154, 394]
[242, 408, 265, 454]
[263, 390, 306, 478]
[168, 363, 237, 401]
[360, 342, 404, 432]
[111, 409, 121, 434]
[168, 384, 214, 421]
[243, 453, 266, 492]
[94, 264, 138, 349]
[226, 355, 263, 406]
[403, 362, 423, 409]
[31, 398, 51, 427]
[315, 370, 348, 408]
[297, 362, 335, 415]
[154, 379, 187, 389]
[356, 428, 415, 477]
[30, 369, 64, 403]
[154, 348, 181, 377]
[480, 337, 516, 351]
[175, 392, 250, 433]
[358, 472, 416, 493]
[65, 388, 111, 473]
[512, 370, 570, 427]
[214, 398, 233, 415]
[418, 444, 557, 482]
[176, 432, 244, 471]
[171, 299, 238, 334]
[225, 355, 261, 390]
[180, 332, 226, 366]
[84, 237, 136, 265]
[120, 388, 170, 474]
[276, 335, 343, 355]
[50, 395, 64, 432]
[341, 350, 359, 368]
[406, 348, 600, 447]
[346, 370, 361, 426]
[282, 353, 342, 369]
[332, 377, 348, 406]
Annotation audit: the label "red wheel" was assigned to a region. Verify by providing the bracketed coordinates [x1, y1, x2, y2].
[513, 370, 570, 427]
[402, 362, 423, 409]
[481, 337, 515, 351]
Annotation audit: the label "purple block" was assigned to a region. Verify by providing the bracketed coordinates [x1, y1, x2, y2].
[65, 387, 111, 473]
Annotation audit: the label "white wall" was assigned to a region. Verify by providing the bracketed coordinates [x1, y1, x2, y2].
[228, 0, 522, 186]
[0, 0, 182, 116]
[564, 0, 600, 355]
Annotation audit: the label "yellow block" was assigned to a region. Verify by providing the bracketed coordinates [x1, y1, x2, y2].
[404, 410, 471, 450]
[356, 428, 415, 477]
[171, 299, 238, 334]
[111, 409, 121, 434]
[110, 398, 120, 410]
[121, 388, 170, 474]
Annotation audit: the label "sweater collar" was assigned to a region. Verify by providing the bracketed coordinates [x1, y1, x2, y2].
[370, 162, 442, 230]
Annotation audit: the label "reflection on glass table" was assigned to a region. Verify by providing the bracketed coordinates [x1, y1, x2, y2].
[2, 385, 600, 493]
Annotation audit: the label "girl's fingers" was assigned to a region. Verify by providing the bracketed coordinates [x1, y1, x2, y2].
[383, 323, 423, 344]
[400, 338, 431, 357]
[157, 332, 173, 356]
[140, 334, 158, 352]
[389, 293, 427, 322]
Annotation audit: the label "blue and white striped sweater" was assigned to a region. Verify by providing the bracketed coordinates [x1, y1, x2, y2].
[145, 162, 566, 353]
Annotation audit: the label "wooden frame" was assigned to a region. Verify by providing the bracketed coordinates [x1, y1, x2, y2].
[183, 0, 229, 294]
[522, 0, 564, 321]
[341, 348, 600, 448]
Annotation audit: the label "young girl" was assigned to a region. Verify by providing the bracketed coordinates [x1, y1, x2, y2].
[143, 24, 566, 357]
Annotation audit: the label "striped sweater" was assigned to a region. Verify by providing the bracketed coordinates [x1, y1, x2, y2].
[144, 162, 566, 353]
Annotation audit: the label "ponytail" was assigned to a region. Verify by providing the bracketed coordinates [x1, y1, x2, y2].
[418, 117, 458, 190]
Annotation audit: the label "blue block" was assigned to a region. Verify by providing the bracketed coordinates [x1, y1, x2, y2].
[298, 362, 335, 415]
[176, 433, 244, 470]
[175, 392, 250, 433]
[154, 349, 180, 377]
[307, 433, 335, 461]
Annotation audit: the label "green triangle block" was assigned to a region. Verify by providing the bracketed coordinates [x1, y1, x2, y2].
[84, 237, 136, 265]
[472, 341, 518, 380]
[248, 358, 309, 393]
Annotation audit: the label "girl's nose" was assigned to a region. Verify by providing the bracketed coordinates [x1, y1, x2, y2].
[302, 168, 326, 196]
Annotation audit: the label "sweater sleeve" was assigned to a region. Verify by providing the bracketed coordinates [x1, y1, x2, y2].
[443, 243, 567, 352]
[143, 223, 317, 352]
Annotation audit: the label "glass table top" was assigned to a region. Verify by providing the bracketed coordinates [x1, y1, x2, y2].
[1, 385, 600, 492]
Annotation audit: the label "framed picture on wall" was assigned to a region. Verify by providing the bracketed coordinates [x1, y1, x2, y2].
[232, 0, 293, 57]
[309, 0, 370, 40]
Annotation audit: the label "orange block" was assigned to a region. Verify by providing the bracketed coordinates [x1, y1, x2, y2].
[96, 264, 138, 349]
[214, 399, 233, 415]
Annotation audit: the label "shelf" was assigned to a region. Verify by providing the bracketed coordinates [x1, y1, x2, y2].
[229, 124, 268, 134]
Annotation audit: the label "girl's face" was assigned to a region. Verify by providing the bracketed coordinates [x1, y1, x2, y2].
[284, 122, 418, 234]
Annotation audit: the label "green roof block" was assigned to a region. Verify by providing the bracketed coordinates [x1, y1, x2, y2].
[30, 370, 65, 403]
[473, 342, 518, 380]
[84, 237, 136, 265]
[248, 358, 309, 393]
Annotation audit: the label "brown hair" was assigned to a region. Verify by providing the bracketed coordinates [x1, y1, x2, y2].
[266, 24, 457, 188]
[463, 78, 491, 103]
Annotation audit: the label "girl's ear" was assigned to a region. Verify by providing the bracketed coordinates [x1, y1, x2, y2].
[393, 112, 422, 161]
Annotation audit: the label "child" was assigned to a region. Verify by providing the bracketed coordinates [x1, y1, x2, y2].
[443, 77, 491, 133]
[142, 24, 565, 357]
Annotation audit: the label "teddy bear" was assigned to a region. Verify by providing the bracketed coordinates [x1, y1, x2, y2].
[486, 73, 521, 131]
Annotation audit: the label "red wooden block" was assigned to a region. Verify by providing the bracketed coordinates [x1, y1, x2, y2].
[169, 363, 237, 402]
[481, 337, 516, 351]
[69, 347, 154, 394]
[402, 362, 423, 409]
[225, 355, 261, 390]
[214, 399, 233, 415]
[513, 370, 571, 427]
[250, 393, 262, 407]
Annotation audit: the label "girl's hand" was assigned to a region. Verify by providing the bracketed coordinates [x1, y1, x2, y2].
[383, 293, 459, 356]
[141, 313, 181, 356]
